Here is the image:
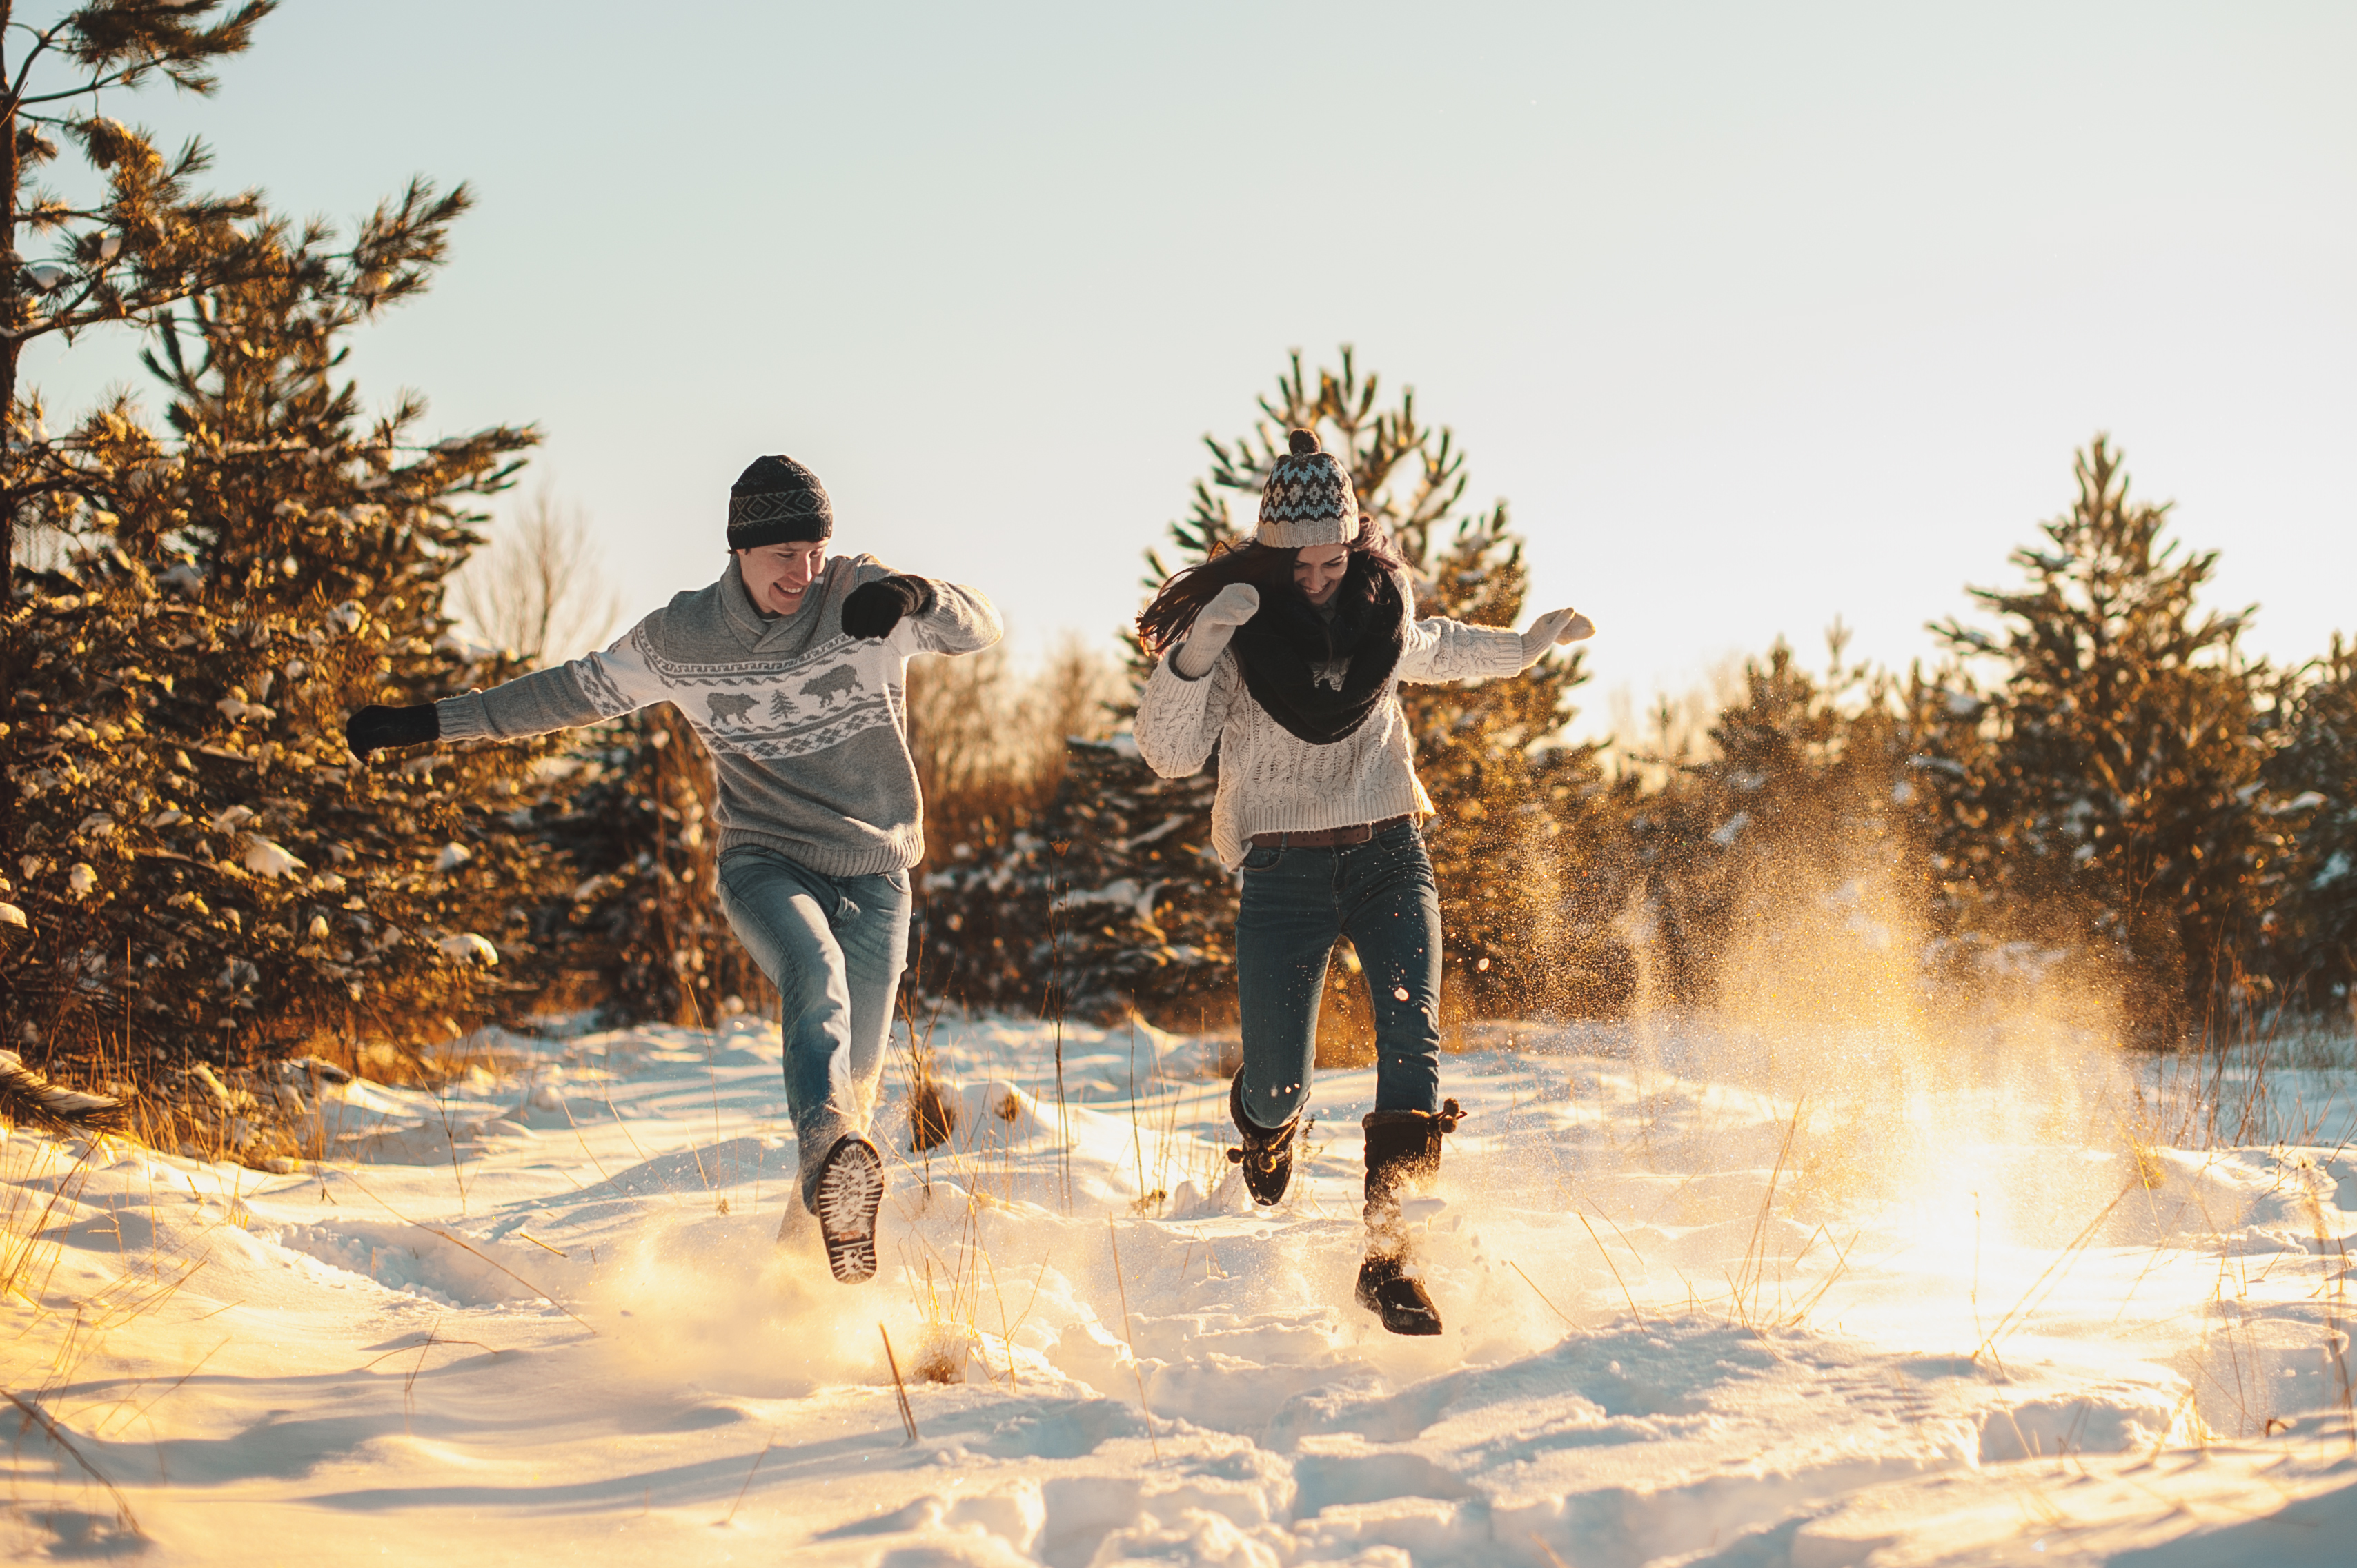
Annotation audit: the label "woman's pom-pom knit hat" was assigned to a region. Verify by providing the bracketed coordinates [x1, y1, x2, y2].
[1256, 429, 1359, 548]
[728, 455, 834, 548]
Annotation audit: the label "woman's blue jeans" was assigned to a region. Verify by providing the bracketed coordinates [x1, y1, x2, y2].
[1233, 820, 1444, 1129]
[716, 846, 911, 1210]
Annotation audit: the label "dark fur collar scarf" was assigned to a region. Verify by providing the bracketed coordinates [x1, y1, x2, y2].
[1229, 558, 1408, 746]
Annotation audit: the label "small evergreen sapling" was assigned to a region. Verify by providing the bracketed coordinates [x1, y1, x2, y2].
[1929, 436, 2293, 1040]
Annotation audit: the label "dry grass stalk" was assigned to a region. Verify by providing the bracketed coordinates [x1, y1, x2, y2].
[878, 1324, 920, 1444]
[6, 1389, 141, 1540]
[1105, 1218, 1160, 1460]
[335, 1168, 595, 1336]
[2301, 1187, 2356, 1447]
[1726, 1099, 1806, 1329]
[86, 1335, 230, 1442]
[1782, 1227, 1862, 1329]
[1510, 1259, 1579, 1330]
[720, 1431, 778, 1527]
[899, 993, 956, 1157]
[1570, 1213, 1641, 1322]
[1973, 1178, 2139, 1371]
[360, 1324, 493, 1436]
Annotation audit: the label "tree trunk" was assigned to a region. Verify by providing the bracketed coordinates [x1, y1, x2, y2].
[0, 0, 15, 588]
[0, 0, 19, 1033]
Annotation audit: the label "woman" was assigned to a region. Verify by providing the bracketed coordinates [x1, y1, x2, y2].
[1134, 429, 1592, 1336]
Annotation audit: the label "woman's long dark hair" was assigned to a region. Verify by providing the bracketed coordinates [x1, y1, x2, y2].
[1136, 516, 1409, 654]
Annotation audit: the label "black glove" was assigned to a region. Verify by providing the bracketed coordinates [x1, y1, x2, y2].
[841, 574, 933, 639]
[346, 703, 440, 759]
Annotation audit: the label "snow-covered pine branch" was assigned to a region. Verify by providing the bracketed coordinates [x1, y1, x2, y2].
[0, 1051, 121, 1131]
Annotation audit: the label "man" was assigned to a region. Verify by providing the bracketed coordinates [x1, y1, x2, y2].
[347, 455, 1000, 1283]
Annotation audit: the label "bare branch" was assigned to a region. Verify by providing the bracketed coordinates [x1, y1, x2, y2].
[453, 478, 622, 666]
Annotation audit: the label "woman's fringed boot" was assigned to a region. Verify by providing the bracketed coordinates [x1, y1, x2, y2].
[1226, 1073, 1302, 1206]
[1355, 1098, 1463, 1335]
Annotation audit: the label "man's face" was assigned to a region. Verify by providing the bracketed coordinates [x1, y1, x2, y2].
[738, 540, 827, 615]
[1293, 544, 1351, 606]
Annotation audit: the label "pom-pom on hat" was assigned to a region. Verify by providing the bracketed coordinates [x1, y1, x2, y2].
[727, 455, 834, 549]
[1256, 429, 1359, 548]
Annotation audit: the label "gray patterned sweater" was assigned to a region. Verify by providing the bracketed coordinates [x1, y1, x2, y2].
[435, 555, 1000, 876]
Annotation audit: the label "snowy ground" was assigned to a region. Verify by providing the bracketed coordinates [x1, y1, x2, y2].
[1, 1008, 2352, 1566]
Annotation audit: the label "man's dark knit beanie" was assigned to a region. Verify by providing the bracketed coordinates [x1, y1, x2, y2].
[728, 455, 834, 549]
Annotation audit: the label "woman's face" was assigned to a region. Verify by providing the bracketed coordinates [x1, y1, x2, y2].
[1293, 544, 1350, 606]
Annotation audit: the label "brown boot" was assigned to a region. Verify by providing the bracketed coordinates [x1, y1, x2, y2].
[1354, 1099, 1463, 1336]
[1225, 1074, 1301, 1206]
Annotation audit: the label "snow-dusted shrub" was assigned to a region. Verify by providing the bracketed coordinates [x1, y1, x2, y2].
[515, 708, 774, 1028]
[914, 738, 1228, 1024]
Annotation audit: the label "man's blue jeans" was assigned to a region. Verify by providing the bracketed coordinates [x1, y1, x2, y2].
[1233, 820, 1444, 1129]
[716, 846, 911, 1210]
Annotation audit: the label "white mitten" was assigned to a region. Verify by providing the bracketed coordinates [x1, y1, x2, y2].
[1519, 607, 1595, 668]
[1174, 582, 1261, 678]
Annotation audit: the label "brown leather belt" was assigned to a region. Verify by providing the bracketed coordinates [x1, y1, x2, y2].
[1250, 815, 1412, 850]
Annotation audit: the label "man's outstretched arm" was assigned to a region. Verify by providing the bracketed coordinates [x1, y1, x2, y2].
[346, 622, 667, 759]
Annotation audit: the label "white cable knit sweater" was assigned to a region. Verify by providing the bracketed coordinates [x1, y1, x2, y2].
[1134, 612, 1527, 869]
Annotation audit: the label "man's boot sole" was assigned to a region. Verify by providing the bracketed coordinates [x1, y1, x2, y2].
[813, 1135, 884, 1284]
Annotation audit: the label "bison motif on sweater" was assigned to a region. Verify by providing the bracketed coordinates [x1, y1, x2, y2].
[800, 665, 861, 709]
[706, 691, 758, 726]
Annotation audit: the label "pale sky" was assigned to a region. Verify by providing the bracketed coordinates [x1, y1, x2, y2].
[27, 2, 2357, 741]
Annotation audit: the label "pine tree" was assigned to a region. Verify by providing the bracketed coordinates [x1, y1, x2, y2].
[2259, 637, 2357, 1013]
[1138, 348, 1610, 1017]
[1930, 436, 2292, 1040]
[1, 2, 280, 958]
[0, 2, 281, 566]
[3, 181, 545, 1134]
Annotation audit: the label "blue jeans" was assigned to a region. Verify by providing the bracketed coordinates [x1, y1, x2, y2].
[716, 846, 911, 1209]
[1233, 820, 1443, 1128]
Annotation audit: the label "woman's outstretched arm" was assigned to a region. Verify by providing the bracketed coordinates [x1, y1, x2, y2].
[1394, 603, 1595, 688]
[1395, 613, 1526, 686]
